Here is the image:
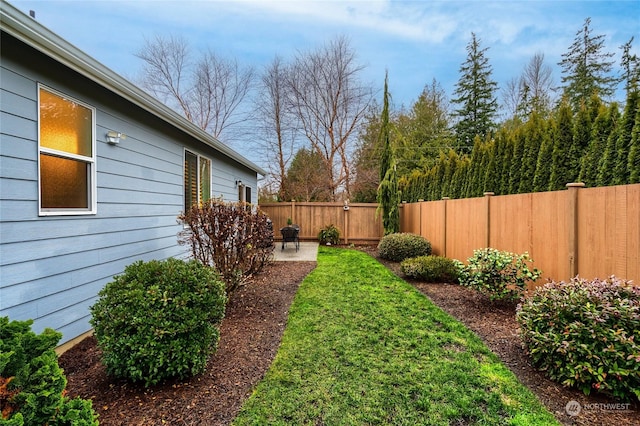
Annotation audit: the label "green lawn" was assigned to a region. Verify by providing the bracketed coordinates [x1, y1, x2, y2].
[233, 247, 559, 425]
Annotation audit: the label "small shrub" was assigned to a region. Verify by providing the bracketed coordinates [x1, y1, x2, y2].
[318, 224, 340, 245]
[455, 248, 541, 302]
[377, 233, 432, 262]
[0, 317, 98, 425]
[90, 258, 227, 387]
[517, 276, 640, 401]
[178, 198, 274, 293]
[400, 255, 459, 283]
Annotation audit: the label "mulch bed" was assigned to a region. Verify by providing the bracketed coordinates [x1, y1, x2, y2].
[59, 249, 638, 425]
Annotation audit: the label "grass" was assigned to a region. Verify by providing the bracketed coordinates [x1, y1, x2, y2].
[233, 247, 559, 425]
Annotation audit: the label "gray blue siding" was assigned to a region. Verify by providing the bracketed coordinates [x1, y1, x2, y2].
[0, 34, 258, 344]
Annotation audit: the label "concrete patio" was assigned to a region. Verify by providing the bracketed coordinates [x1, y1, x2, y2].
[272, 241, 319, 262]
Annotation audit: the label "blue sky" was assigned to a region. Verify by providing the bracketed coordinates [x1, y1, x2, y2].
[8, 0, 639, 154]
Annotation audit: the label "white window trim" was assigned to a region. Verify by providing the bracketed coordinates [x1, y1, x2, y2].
[184, 148, 213, 210]
[38, 84, 97, 216]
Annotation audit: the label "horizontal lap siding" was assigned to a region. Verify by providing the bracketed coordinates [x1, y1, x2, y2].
[0, 38, 204, 343]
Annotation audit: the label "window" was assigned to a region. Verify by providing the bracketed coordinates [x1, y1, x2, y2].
[184, 150, 211, 211]
[237, 183, 252, 204]
[38, 86, 96, 215]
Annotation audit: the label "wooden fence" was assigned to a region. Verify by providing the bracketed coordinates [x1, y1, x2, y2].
[400, 183, 640, 285]
[259, 202, 384, 244]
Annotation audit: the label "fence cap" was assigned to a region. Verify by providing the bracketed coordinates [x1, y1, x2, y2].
[566, 182, 586, 188]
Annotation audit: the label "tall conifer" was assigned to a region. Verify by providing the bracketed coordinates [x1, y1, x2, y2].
[558, 17, 617, 111]
[548, 101, 575, 190]
[452, 33, 498, 152]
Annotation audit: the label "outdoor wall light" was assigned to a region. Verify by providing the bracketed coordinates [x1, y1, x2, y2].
[235, 179, 243, 186]
[106, 131, 125, 145]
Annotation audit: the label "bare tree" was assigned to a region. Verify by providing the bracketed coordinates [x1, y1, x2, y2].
[255, 56, 299, 201]
[136, 34, 254, 142]
[522, 52, 554, 113]
[287, 36, 373, 200]
[502, 52, 554, 119]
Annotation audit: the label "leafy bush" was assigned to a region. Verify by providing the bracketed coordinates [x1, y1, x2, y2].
[377, 233, 432, 262]
[517, 276, 640, 401]
[178, 198, 274, 293]
[0, 317, 98, 425]
[90, 258, 227, 387]
[318, 224, 340, 245]
[454, 248, 541, 302]
[400, 255, 459, 283]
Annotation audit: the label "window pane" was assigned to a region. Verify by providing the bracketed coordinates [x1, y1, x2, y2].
[40, 154, 89, 209]
[40, 89, 92, 157]
[184, 151, 198, 210]
[200, 157, 211, 202]
[245, 186, 252, 204]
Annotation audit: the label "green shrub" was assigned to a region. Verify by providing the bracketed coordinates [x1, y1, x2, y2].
[377, 233, 432, 262]
[454, 248, 541, 302]
[318, 224, 340, 245]
[0, 317, 98, 425]
[400, 255, 459, 283]
[90, 258, 227, 387]
[517, 276, 640, 401]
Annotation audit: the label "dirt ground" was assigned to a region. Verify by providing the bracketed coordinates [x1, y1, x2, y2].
[59, 248, 638, 425]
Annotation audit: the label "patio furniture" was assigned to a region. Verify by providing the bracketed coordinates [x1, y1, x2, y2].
[280, 225, 300, 251]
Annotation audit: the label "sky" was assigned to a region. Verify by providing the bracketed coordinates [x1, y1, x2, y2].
[7, 0, 640, 164]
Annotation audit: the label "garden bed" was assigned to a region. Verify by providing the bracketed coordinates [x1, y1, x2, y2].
[59, 249, 637, 425]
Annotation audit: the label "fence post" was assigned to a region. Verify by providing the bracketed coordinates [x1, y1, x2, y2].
[566, 183, 585, 278]
[484, 192, 494, 248]
[442, 197, 449, 257]
[343, 202, 349, 245]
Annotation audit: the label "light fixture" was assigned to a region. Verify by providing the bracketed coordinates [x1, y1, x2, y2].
[106, 131, 125, 145]
[235, 179, 243, 186]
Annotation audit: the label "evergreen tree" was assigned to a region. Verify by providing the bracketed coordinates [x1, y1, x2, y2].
[596, 106, 622, 186]
[377, 72, 400, 234]
[548, 101, 575, 190]
[483, 139, 499, 194]
[613, 89, 639, 184]
[579, 102, 615, 186]
[620, 36, 640, 94]
[498, 131, 515, 195]
[558, 17, 617, 111]
[518, 112, 545, 193]
[569, 101, 593, 178]
[452, 33, 498, 153]
[533, 120, 554, 192]
[508, 127, 526, 194]
[284, 147, 331, 201]
[397, 79, 454, 174]
[628, 109, 640, 183]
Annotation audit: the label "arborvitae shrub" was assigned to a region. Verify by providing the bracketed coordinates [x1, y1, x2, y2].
[178, 199, 274, 293]
[455, 248, 541, 302]
[400, 255, 459, 283]
[318, 224, 340, 245]
[517, 277, 640, 401]
[0, 317, 98, 425]
[377, 233, 432, 262]
[90, 258, 227, 387]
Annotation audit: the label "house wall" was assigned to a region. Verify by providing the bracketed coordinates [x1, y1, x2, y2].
[0, 34, 257, 344]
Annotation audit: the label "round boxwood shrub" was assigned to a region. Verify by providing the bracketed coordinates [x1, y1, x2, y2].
[0, 317, 98, 426]
[400, 255, 459, 283]
[377, 233, 431, 262]
[90, 258, 227, 387]
[517, 276, 640, 401]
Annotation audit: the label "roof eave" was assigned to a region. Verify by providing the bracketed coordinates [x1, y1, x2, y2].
[0, 0, 266, 176]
